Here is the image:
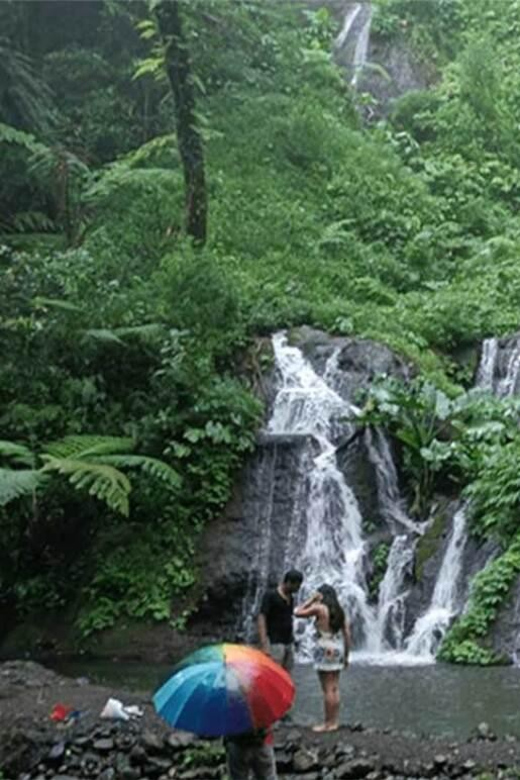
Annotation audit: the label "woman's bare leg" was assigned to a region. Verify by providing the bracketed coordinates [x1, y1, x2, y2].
[313, 671, 340, 732]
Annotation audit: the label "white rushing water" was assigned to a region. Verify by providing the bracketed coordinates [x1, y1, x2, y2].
[268, 333, 379, 657]
[477, 336, 520, 397]
[334, 2, 372, 88]
[405, 508, 467, 660]
[351, 4, 372, 87]
[248, 331, 520, 665]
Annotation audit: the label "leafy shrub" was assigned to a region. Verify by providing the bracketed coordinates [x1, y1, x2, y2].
[439, 539, 520, 664]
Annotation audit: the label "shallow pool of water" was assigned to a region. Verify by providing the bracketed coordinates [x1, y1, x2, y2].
[50, 658, 520, 739]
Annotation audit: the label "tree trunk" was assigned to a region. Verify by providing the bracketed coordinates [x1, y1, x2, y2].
[156, 0, 207, 245]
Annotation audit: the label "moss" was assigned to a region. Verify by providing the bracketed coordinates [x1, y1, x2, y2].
[415, 508, 448, 581]
[368, 541, 391, 600]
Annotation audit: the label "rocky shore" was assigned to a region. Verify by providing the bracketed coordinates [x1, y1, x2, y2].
[2, 661, 520, 780]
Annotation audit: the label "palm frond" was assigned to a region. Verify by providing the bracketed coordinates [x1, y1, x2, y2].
[0, 468, 43, 506]
[44, 435, 135, 460]
[41, 456, 131, 516]
[98, 455, 182, 490]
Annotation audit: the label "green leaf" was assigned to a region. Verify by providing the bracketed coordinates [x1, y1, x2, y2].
[41, 455, 131, 516]
[0, 468, 43, 506]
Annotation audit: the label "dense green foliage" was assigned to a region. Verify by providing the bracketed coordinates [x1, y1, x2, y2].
[439, 538, 520, 665]
[3, 0, 520, 652]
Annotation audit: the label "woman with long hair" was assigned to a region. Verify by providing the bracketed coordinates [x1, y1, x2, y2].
[294, 584, 350, 732]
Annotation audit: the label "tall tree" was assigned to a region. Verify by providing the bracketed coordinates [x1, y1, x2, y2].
[155, 0, 207, 245]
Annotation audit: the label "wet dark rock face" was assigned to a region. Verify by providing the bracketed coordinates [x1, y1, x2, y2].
[193, 328, 412, 643]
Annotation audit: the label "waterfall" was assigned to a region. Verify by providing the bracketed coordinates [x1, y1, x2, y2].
[334, 2, 372, 88]
[351, 5, 372, 87]
[268, 333, 379, 657]
[375, 535, 415, 652]
[498, 340, 520, 398]
[476, 338, 498, 392]
[405, 508, 467, 660]
[477, 336, 520, 397]
[365, 428, 424, 537]
[335, 4, 362, 50]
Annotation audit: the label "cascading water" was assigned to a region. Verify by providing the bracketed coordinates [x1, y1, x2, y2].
[351, 4, 372, 87]
[476, 338, 498, 393]
[477, 336, 520, 398]
[364, 428, 424, 537]
[334, 2, 372, 88]
[268, 333, 379, 658]
[243, 330, 520, 665]
[376, 535, 415, 652]
[405, 508, 467, 660]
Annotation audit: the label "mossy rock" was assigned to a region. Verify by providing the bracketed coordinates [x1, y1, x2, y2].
[415, 509, 448, 581]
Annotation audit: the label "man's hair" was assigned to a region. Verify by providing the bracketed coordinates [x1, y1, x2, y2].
[283, 569, 303, 586]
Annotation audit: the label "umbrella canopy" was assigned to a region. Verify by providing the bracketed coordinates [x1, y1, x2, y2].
[153, 643, 295, 737]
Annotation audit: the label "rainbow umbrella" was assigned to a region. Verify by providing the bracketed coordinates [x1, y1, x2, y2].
[153, 643, 294, 737]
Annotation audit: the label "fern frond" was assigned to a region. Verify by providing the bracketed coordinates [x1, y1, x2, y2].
[32, 297, 82, 313]
[0, 441, 35, 467]
[83, 328, 126, 346]
[44, 436, 135, 460]
[114, 323, 165, 341]
[0, 468, 43, 506]
[98, 455, 182, 490]
[0, 122, 46, 153]
[41, 456, 131, 516]
[83, 325, 165, 345]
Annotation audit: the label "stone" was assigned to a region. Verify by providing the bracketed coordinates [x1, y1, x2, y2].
[145, 756, 174, 778]
[292, 748, 318, 773]
[121, 768, 141, 780]
[141, 729, 165, 754]
[74, 736, 92, 749]
[47, 741, 66, 764]
[93, 738, 115, 753]
[0, 727, 49, 777]
[336, 758, 375, 779]
[165, 732, 198, 751]
[433, 755, 448, 768]
[99, 770, 117, 780]
[476, 722, 496, 740]
[130, 745, 148, 765]
[286, 728, 303, 744]
[275, 750, 294, 772]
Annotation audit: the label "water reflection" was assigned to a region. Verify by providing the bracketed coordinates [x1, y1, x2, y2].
[51, 658, 520, 739]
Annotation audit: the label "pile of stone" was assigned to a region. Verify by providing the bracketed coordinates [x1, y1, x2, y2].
[1, 718, 518, 780]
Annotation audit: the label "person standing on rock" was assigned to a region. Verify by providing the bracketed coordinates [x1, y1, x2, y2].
[257, 569, 304, 671]
[225, 726, 277, 780]
[294, 584, 350, 732]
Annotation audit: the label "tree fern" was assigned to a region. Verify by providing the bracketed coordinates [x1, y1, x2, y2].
[45, 435, 135, 460]
[0, 440, 35, 468]
[0, 468, 43, 506]
[1, 435, 180, 516]
[83, 324, 165, 346]
[41, 456, 132, 517]
[99, 455, 182, 490]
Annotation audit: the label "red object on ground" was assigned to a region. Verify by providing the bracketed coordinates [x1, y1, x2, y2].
[50, 703, 73, 721]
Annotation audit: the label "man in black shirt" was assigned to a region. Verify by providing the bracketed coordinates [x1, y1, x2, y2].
[257, 569, 303, 672]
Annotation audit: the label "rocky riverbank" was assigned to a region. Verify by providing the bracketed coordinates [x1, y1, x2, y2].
[2, 661, 520, 779]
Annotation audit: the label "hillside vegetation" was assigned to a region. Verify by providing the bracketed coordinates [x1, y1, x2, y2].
[2, 0, 520, 660]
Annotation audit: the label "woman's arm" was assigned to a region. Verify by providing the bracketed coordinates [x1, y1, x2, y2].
[343, 621, 351, 667]
[294, 592, 322, 618]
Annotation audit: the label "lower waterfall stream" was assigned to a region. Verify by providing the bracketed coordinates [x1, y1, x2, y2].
[240, 331, 520, 665]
